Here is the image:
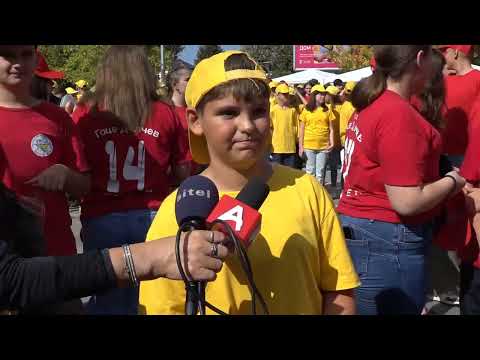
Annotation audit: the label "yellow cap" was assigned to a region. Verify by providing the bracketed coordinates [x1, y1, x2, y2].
[326, 85, 340, 96]
[275, 83, 290, 94]
[75, 79, 88, 89]
[269, 81, 279, 89]
[65, 87, 78, 95]
[344, 81, 356, 94]
[288, 87, 296, 95]
[185, 50, 268, 165]
[311, 84, 326, 93]
[296, 84, 304, 89]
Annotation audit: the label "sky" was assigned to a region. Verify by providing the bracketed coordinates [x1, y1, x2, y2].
[179, 45, 241, 64]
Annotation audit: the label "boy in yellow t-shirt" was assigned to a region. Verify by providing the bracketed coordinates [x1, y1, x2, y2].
[338, 81, 356, 188]
[139, 51, 359, 315]
[298, 84, 336, 184]
[269, 83, 299, 168]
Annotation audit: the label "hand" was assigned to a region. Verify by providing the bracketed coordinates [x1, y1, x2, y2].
[148, 230, 230, 282]
[464, 187, 480, 215]
[446, 170, 466, 195]
[25, 164, 70, 192]
[298, 146, 304, 158]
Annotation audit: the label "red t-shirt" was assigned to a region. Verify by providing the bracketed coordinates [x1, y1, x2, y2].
[0, 102, 90, 256]
[456, 115, 480, 267]
[443, 69, 480, 155]
[337, 90, 443, 224]
[72, 101, 190, 220]
[174, 105, 196, 173]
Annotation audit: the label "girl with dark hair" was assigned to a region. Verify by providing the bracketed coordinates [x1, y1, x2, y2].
[72, 46, 191, 314]
[324, 85, 342, 192]
[337, 45, 466, 315]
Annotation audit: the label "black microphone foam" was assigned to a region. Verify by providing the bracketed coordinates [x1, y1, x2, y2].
[175, 175, 219, 226]
[236, 177, 270, 210]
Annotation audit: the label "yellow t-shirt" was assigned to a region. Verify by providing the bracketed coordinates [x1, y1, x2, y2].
[330, 104, 342, 148]
[339, 100, 356, 146]
[269, 104, 298, 154]
[139, 165, 360, 315]
[269, 95, 277, 108]
[299, 106, 336, 151]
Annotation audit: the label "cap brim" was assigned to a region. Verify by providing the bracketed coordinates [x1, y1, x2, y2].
[188, 128, 210, 165]
[35, 70, 65, 80]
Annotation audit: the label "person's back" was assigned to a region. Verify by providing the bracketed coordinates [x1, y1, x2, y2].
[73, 100, 188, 220]
[443, 69, 480, 155]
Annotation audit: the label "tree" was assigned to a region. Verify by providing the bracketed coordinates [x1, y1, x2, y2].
[325, 45, 374, 72]
[195, 45, 223, 65]
[241, 45, 293, 78]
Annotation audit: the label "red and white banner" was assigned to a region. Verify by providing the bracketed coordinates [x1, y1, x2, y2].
[293, 45, 340, 71]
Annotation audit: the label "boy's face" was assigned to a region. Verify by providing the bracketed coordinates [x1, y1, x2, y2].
[0, 45, 36, 89]
[277, 93, 289, 106]
[441, 48, 457, 70]
[188, 94, 271, 170]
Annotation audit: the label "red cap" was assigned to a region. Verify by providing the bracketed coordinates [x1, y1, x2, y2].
[438, 45, 473, 56]
[369, 56, 376, 70]
[34, 50, 64, 80]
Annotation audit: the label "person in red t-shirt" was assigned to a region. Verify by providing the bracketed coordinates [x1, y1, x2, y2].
[72, 46, 190, 315]
[337, 45, 466, 315]
[0, 45, 90, 258]
[438, 45, 480, 166]
[167, 64, 200, 176]
[457, 100, 480, 314]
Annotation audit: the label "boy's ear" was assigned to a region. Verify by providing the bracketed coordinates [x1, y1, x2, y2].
[186, 108, 204, 136]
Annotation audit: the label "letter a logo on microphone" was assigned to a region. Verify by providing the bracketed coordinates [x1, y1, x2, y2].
[218, 205, 244, 231]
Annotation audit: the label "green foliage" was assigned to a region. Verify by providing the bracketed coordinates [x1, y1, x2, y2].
[194, 45, 223, 65]
[241, 45, 293, 78]
[38, 45, 185, 87]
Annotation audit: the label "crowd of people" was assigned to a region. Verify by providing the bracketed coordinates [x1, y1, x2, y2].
[1, 44, 480, 315]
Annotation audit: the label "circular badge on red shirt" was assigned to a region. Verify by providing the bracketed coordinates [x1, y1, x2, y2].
[31, 134, 53, 157]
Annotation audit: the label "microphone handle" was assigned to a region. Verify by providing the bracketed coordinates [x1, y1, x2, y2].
[183, 220, 207, 315]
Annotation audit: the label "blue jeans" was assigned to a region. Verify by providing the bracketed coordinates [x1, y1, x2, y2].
[271, 153, 296, 168]
[304, 149, 329, 183]
[339, 215, 432, 315]
[81, 209, 157, 315]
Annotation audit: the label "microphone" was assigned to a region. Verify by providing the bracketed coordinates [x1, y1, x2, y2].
[206, 177, 270, 248]
[175, 175, 219, 315]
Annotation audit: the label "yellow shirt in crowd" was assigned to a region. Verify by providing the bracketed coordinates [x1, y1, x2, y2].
[299, 106, 336, 151]
[269, 95, 277, 108]
[329, 103, 342, 148]
[269, 104, 299, 154]
[338, 100, 356, 146]
[139, 165, 360, 315]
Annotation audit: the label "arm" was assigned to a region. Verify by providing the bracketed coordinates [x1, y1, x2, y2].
[385, 171, 465, 217]
[1, 230, 228, 310]
[298, 122, 305, 156]
[322, 289, 356, 315]
[295, 88, 308, 105]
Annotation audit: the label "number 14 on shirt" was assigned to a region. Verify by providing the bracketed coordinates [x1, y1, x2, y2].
[105, 140, 146, 193]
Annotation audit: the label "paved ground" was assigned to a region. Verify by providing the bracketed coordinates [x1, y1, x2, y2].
[69, 171, 460, 315]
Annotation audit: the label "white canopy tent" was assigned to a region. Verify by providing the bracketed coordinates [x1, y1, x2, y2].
[336, 67, 372, 82]
[273, 69, 336, 85]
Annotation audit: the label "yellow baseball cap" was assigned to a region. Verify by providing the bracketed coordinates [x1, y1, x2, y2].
[311, 84, 326, 93]
[326, 85, 340, 96]
[185, 50, 268, 164]
[269, 81, 279, 89]
[75, 79, 88, 89]
[296, 84, 304, 89]
[65, 87, 78, 95]
[288, 87, 296, 95]
[275, 83, 290, 94]
[344, 81, 356, 94]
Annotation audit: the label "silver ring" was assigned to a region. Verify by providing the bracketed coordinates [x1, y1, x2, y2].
[209, 231, 215, 243]
[210, 242, 218, 258]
